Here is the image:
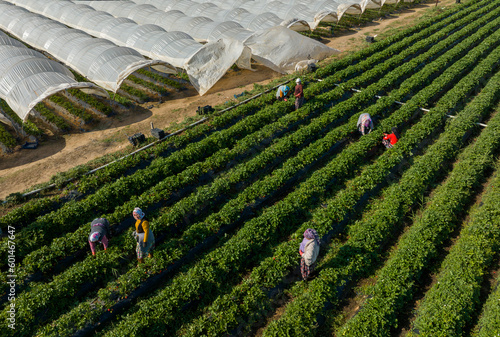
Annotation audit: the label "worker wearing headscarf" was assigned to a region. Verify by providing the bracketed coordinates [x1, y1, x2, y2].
[88, 218, 110, 256]
[132, 207, 155, 264]
[276, 85, 290, 101]
[357, 113, 374, 135]
[299, 228, 320, 280]
[294, 78, 305, 110]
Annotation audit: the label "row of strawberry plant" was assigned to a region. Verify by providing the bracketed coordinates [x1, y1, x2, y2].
[0, 196, 60, 230]
[33, 102, 70, 131]
[264, 45, 500, 337]
[67, 88, 113, 116]
[179, 21, 500, 336]
[127, 74, 170, 96]
[339, 75, 500, 337]
[74, 119, 215, 194]
[135, 68, 183, 90]
[48, 94, 94, 123]
[473, 264, 500, 336]
[0, 99, 42, 136]
[408, 154, 500, 336]
[0, 123, 16, 149]
[118, 83, 150, 102]
[38, 9, 500, 332]
[72, 89, 274, 194]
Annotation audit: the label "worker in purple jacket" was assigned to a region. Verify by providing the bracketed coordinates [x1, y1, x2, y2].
[88, 218, 110, 256]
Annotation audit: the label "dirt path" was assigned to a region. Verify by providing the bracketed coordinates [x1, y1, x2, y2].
[0, 0, 455, 199]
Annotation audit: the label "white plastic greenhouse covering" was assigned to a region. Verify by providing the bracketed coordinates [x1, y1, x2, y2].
[80, 0, 338, 74]
[0, 30, 108, 121]
[0, 1, 174, 93]
[184, 0, 336, 28]
[289, 0, 368, 17]
[85, 0, 259, 42]
[127, 0, 311, 31]
[191, 0, 403, 25]
[7, 0, 251, 95]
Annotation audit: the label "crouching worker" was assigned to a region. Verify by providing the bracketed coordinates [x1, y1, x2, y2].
[89, 218, 110, 256]
[299, 228, 320, 280]
[276, 85, 290, 102]
[132, 207, 155, 264]
[382, 126, 400, 148]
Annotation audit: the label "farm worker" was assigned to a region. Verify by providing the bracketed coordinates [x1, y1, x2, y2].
[88, 218, 110, 256]
[294, 78, 305, 110]
[357, 113, 374, 135]
[276, 85, 290, 101]
[382, 126, 400, 149]
[132, 207, 155, 264]
[299, 228, 320, 280]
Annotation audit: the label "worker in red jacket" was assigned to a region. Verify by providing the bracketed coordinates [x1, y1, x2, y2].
[294, 78, 304, 110]
[382, 127, 400, 148]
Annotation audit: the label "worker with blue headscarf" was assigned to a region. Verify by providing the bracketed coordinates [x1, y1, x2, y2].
[276, 85, 291, 101]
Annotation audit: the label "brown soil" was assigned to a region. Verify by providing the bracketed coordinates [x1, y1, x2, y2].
[0, 0, 455, 199]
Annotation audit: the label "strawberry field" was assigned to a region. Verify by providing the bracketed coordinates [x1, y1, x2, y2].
[1, 0, 500, 336]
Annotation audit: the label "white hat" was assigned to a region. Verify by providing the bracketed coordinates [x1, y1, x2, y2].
[89, 232, 100, 242]
[296, 78, 301, 83]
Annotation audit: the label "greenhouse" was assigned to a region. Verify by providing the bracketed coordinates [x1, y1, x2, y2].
[81, 0, 338, 73]
[7, 0, 251, 95]
[0, 29, 107, 121]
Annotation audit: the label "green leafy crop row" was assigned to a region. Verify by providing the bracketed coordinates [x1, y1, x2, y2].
[263, 28, 500, 337]
[409, 157, 500, 336]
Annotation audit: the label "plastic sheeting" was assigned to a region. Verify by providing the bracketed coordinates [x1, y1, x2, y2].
[129, 0, 310, 31]
[0, 30, 108, 121]
[244, 26, 335, 73]
[85, 0, 257, 42]
[8, 0, 251, 95]
[81, 0, 338, 74]
[0, 1, 173, 93]
[185, 0, 335, 28]
[291, 0, 368, 17]
[190, 0, 395, 25]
